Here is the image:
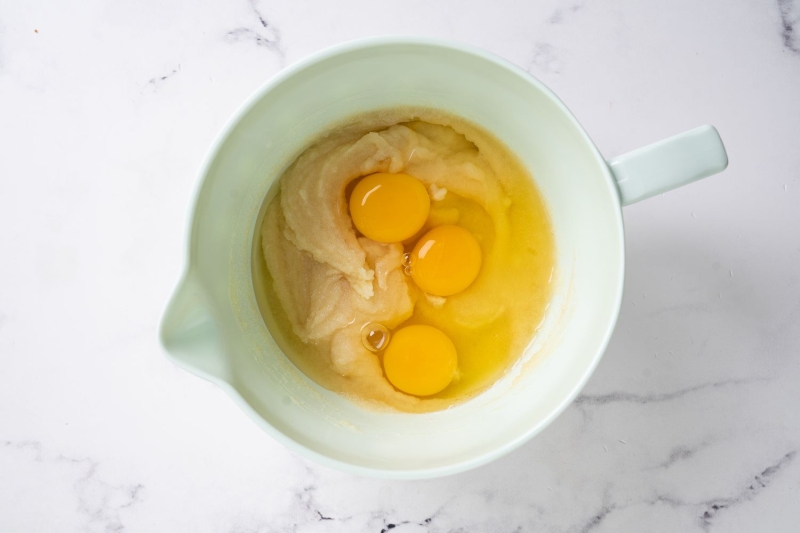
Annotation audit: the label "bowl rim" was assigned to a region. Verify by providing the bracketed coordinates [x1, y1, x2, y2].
[160, 35, 626, 479]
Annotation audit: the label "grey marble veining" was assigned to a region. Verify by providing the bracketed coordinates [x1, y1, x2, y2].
[225, 0, 286, 65]
[778, 0, 799, 53]
[147, 67, 180, 90]
[1, 0, 800, 531]
[3, 441, 145, 533]
[573, 378, 767, 407]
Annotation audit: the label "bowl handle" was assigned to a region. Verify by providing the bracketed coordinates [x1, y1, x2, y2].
[608, 125, 728, 206]
[159, 273, 230, 382]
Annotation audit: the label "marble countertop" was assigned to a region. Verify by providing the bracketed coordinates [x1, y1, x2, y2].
[2, 0, 800, 531]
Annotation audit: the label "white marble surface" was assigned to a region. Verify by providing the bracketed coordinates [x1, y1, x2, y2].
[2, 0, 800, 531]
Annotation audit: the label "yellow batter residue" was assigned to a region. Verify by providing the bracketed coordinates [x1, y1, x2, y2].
[257, 108, 555, 412]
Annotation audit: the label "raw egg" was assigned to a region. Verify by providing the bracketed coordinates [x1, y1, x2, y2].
[410, 225, 482, 296]
[349, 172, 430, 243]
[383, 324, 457, 396]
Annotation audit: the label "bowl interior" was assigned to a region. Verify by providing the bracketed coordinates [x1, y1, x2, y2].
[177, 40, 623, 477]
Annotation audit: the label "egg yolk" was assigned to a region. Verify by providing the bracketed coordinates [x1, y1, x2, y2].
[349, 173, 430, 243]
[383, 325, 457, 396]
[410, 225, 482, 296]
